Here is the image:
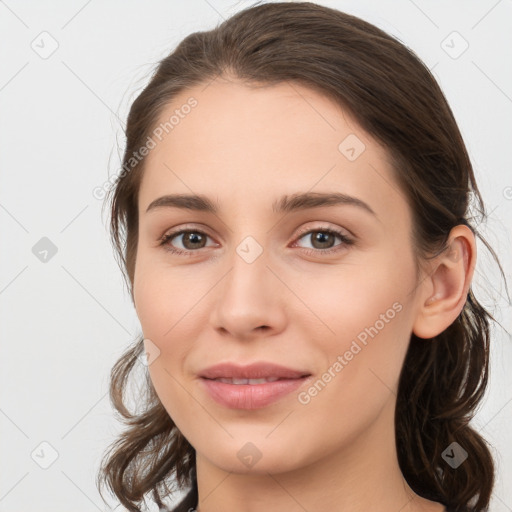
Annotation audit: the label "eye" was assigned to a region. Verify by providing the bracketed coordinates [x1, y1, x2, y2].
[292, 226, 354, 256]
[158, 225, 354, 256]
[159, 228, 216, 256]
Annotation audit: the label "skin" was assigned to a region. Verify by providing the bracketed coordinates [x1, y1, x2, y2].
[133, 77, 476, 512]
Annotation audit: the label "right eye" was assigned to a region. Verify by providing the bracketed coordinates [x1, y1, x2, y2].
[159, 229, 216, 255]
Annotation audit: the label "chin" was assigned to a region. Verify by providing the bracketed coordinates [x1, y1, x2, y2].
[197, 435, 310, 475]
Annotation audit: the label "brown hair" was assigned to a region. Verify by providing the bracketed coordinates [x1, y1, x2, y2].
[96, 2, 509, 511]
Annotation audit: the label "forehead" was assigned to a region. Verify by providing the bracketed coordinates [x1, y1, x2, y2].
[138, 78, 406, 224]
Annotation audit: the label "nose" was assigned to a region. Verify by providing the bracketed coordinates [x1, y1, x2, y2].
[209, 241, 287, 340]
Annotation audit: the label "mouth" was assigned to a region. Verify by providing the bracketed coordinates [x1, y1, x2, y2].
[205, 377, 285, 384]
[198, 362, 312, 409]
[198, 361, 311, 381]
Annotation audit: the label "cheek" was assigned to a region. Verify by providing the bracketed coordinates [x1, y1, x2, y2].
[295, 295, 411, 448]
[299, 257, 414, 398]
[291, 257, 411, 342]
[133, 260, 197, 428]
[133, 253, 211, 387]
[133, 251, 194, 339]
[133, 273, 168, 339]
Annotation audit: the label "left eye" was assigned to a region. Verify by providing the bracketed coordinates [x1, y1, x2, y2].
[294, 228, 353, 252]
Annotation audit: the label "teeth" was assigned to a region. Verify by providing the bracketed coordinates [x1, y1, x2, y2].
[216, 377, 281, 384]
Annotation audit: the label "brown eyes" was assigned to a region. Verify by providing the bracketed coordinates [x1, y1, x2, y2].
[159, 225, 354, 258]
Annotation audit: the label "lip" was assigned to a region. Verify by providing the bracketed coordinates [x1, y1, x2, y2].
[199, 362, 311, 380]
[198, 362, 312, 410]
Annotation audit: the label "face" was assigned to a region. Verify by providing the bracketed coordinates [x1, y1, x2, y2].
[133, 78, 426, 475]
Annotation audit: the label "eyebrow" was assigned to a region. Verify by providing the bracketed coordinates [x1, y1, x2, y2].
[145, 192, 377, 217]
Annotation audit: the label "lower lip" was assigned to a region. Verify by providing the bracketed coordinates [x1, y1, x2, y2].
[200, 377, 310, 410]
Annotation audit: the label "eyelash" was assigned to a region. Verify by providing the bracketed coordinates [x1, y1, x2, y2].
[158, 225, 354, 257]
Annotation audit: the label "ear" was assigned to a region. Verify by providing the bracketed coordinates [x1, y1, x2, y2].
[412, 225, 476, 339]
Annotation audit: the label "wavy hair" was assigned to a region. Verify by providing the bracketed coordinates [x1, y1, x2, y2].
[96, 2, 509, 511]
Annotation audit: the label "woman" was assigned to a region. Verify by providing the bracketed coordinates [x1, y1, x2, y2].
[96, 2, 508, 511]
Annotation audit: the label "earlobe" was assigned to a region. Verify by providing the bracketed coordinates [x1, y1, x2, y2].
[412, 225, 476, 339]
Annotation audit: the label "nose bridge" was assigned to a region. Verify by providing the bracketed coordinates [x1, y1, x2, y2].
[222, 232, 270, 305]
[210, 230, 284, 335]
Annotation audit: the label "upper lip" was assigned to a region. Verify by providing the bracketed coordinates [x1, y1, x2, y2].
[199, 362, 311, 380]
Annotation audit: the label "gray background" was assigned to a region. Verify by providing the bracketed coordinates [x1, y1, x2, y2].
[0, 1, 511, 511]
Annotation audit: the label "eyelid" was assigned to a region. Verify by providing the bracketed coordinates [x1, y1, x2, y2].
[293, 222, 353, 239]
[158, 223, 217, 243]
[160, 221, 352, 241]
